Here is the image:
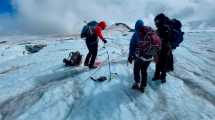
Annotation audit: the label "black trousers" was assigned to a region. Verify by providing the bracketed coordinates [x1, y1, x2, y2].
[84, 42, 98, 67]
[167, 51, 174, 72]
[154, 48, 173, 80]
[133, 58, 151, 87]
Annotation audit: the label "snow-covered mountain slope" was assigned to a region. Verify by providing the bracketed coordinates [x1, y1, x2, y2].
[0, 25, 215, 120]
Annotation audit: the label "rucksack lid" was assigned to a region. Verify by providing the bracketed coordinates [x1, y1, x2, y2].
[171, 19, 182, 29]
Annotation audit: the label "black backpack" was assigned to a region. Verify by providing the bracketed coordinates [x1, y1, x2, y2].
[170, 19, 184, 49]
[63, 51, 82, 66]
[81, 21, 98, 38]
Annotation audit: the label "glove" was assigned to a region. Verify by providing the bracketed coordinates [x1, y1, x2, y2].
[103, 39, 107, 44]
[128, 56, 133, 64]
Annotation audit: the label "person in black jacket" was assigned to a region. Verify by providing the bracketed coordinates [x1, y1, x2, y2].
[83, 21, 107, 69]
[153, 13, 173, 83]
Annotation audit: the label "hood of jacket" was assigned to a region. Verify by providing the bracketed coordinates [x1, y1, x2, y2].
[135, 20, 144, 32]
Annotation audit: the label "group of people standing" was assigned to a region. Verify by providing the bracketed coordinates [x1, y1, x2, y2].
[81, 13, 183, 93]
[128, 13, 178, 92]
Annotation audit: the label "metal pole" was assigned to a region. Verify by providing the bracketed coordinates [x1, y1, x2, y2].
[104, 45, 112, 81]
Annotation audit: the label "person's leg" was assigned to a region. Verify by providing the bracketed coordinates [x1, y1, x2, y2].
[140, 61, 151, 88]
[169, 51, 174, 71]
[84, 43, 92, 66]
[89, 43, 98, 68]
[153, 54, 162, 80]
[153, 63, 161, 80]
[166, 51, 174, 72]
[160, 53, 169, 83]
[160, 62, 167, 83]
[133, 59, 141, 87]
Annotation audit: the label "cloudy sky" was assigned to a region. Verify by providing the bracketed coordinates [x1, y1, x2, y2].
[0, 0, 215, 35]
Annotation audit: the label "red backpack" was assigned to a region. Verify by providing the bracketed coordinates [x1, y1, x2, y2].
[136, 26, 161, 58]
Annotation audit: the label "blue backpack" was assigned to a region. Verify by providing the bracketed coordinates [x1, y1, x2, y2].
[170, 19, 184, 49]
[81, 21, 98, 38]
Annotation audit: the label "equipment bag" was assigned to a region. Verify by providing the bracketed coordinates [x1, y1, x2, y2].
[170, 19, 184, 49]
[63, 51, 82, 66]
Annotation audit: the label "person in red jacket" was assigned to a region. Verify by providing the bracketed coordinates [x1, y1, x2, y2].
[84, 21, 107, 69]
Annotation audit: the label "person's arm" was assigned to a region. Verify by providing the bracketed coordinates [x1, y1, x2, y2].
[129, 33, 137, 57]
[95, 27, 106, 42]
[128, 33, 137, 63]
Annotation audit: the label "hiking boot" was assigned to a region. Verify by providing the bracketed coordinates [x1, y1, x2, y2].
[161, 79, 166, 84]
[139, 87, 145, 93]
[89, 65, 97, 69]
[84, 63, 89, 66]
[160, 74, 166, 83]
[166, 67, 174, 72]
[152, 76, 160, 81]
[139, 84, 145, 93]
[132, 83, 139, 89]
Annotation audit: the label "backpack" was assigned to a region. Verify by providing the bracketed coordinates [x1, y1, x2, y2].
[136, 26, 161, 59]
[170, 19, 184, 49]
[63, 51, 82, 66]
[81, 21, 98, 38]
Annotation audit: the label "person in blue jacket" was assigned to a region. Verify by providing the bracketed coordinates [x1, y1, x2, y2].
[128, 20, 143, 60]
[128, 20, 151, 92]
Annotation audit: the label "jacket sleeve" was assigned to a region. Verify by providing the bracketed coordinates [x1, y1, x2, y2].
[95, 27, 105, 42]
[129, 33, 137, 57]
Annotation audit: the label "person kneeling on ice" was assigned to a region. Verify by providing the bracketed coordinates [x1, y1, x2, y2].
[81, 21, 108, 69]
[128, 20, 161, 92]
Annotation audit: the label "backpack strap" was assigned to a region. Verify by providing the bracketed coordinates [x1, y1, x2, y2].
[68, 52, 73, 61]
[139, 56, 154, 62]
[143, 32, 153, 48]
